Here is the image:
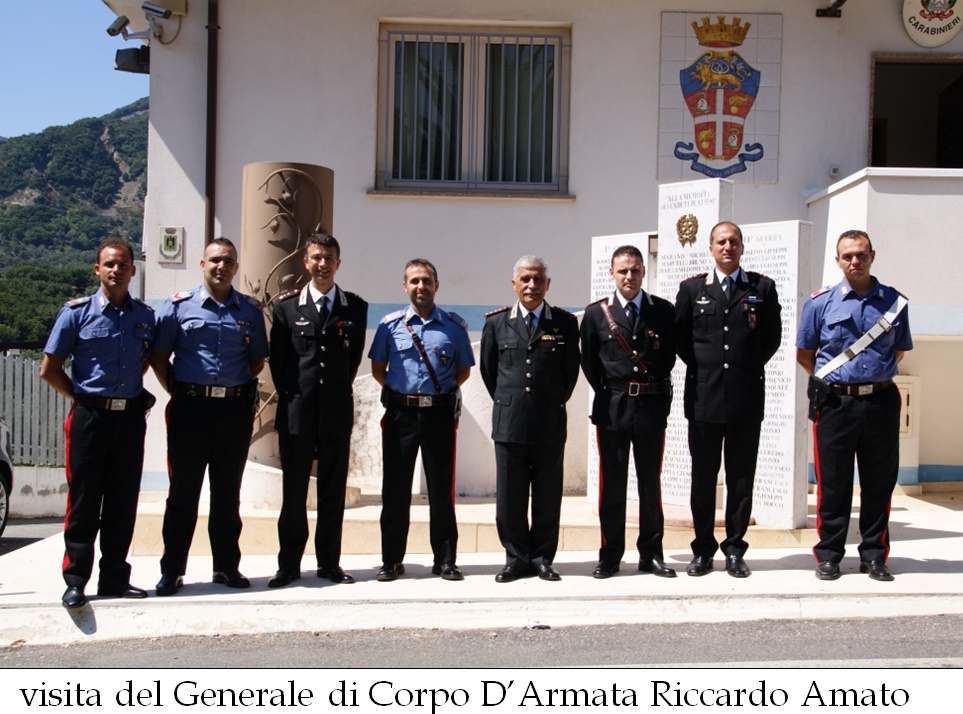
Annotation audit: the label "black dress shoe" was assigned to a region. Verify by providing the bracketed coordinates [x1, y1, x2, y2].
[431, 563, 464, 581]
[495, 565, 522, 583]
[212, 570, 251, 588]
[687, 555, 714, 576]
[96, 584, 148, 599]
[639, 558, 677, 578]
[725, 555, 751, 578]
[376, 563, 405, 582]
[535, 563, 561, 581]
[815, 560, 841, 581]
[155, 574, 184, 596]
[860, 560, 894, 582]
[62, 586, 86, 609]
[267, 569, 301, 588]
[317, 565, 355, 584]
[592, 562, 620, 579]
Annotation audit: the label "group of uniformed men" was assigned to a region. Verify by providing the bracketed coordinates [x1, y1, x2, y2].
[41, 221, 910, 608]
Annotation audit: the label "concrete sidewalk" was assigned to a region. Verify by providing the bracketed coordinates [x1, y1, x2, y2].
[2, 489, 962, 646]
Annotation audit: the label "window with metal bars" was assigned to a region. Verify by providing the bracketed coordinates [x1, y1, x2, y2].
[377, 26, 569, 193]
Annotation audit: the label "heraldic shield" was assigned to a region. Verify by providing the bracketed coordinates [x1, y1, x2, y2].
[675, 50, 764, 178]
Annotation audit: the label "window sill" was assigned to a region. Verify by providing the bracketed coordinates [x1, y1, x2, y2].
[367, 189, 576, 202]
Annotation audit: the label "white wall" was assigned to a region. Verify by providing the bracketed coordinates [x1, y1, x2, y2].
[142, 1, 957, 309]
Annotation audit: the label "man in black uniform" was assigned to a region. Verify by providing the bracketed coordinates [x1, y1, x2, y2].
[41, 238, 155, 608]
[581, 245, 676, 579]
[151, 238, 269, 595]
[675, 221, 782, 578]
[480, 256, 580, 583]
[268, 233, 368, 587]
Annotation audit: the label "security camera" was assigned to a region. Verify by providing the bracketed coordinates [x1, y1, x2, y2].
[106, 15, 131, 36]
[142, 2, 172, 19]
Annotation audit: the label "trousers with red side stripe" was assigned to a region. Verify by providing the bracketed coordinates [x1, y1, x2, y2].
[813, 384, 901, 563]
[62, 403, 147, 590]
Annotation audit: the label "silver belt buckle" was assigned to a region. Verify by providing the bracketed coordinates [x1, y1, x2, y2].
[211, 386, 227, 398]
[857, 384, 874, 396]
[109, 399, 126, 411]
[418, 396, 433, 407]
[628, 382, 641, 397]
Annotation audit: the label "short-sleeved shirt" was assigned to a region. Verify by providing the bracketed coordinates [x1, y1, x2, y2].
[368, 305, 475, 395]
[796, 278, 912, 384]
[153, 285, 269, 387]
[44, 290, 155, 399]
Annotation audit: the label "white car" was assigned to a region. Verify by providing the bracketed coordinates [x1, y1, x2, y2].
[0, 417, 11, 538]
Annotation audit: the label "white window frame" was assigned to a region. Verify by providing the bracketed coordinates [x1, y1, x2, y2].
[375, 23, 571, 195]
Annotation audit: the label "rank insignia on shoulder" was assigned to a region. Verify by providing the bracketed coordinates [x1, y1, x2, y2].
[382, 309, 406, 324]
[447, 311, 469, 329]
[276, 289, 299, 302]
[243, 294, 263, 309]
[65, 296, 91, 308]
[134, 297, 154, 311]
[484, 306, 510, 318]
[810, 285, 832, 299]
[170, 291, 193, 303]
[686, 273, 709, 283]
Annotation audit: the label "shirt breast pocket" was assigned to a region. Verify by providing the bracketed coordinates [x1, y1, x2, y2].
[826, 311, 855, 352]
[498, 338, 518, 368]
[79, 326, 113, 355]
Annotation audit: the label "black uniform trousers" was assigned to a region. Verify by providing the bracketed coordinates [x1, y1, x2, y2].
[160, 392, 254, 575]
[62, 403, 146, 590]
[276, 425, 351, 572]
[380, 405, 458, 566]
[597, 426, 667, 565]
[813, 386, 901, 564]
[494, 441, 564, 571]
[688, 420, 761, 558]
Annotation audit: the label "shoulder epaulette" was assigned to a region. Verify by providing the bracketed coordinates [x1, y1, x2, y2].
[684, 273, 708, 282]
[484, 306, 510, 318]
[551, 305, 576, 317]
[170, 290, 193, 303]
[446, 311, 469, 329]
[381, 309, 406, 324]
[242, 293, 262, 309]
[343, 290, 367, 305]
[133, 297, 154, 311]
[65, 296, 91, 308]
[894, 288, 909, 300]
[810, 285, 832, 299]
[276, 289, 299, 302]
[589, 297, 607, 306]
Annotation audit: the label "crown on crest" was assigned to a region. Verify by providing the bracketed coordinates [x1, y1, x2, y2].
[691, 16, 751, 48]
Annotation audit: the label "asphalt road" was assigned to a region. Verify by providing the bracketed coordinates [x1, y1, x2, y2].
[0, 518, 61, 557]
[3, 616, 963, 668]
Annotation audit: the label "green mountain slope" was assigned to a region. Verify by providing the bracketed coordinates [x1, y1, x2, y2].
[0, 97, 148, 269]
[0, 98, 148, 344]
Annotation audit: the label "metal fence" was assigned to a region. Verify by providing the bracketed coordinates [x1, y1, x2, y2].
[0, 354, 68, 466]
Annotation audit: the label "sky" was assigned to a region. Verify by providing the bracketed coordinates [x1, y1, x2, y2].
[0, 1, 150, 138]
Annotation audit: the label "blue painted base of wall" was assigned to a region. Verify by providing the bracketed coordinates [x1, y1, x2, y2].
[806, 463, 963, 486]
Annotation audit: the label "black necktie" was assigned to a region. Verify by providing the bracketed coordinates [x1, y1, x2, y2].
[626, 301, 638, 328]
[318, 297, 329, 323]
[722, 276, 733, 297]
[526, 312, 536, 333]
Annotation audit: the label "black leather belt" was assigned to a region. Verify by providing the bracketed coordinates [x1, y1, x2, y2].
[388, 392, 456, 408]
[829, 379, 894, 396]
[75, 392, 152, 411]
[608, 380, 667, 396]
[178, 382, 256, 398]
